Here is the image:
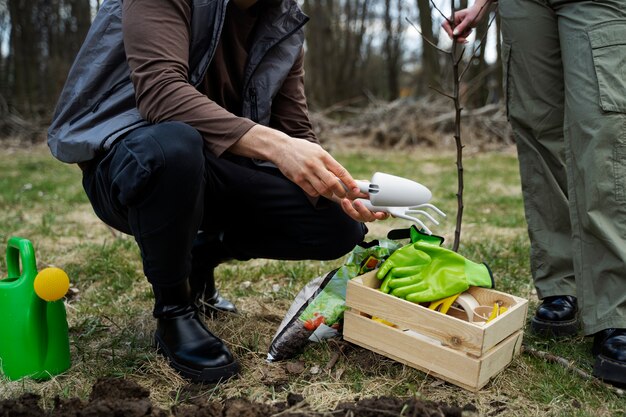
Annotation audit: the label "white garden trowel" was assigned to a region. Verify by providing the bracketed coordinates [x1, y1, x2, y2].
[352, 172, 446, 235]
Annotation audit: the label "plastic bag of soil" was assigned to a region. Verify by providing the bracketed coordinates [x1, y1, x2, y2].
[267, 238, 403, 362]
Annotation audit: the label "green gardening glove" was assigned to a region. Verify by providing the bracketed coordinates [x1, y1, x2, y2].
[409, 225, 445, 246]
[376, 241, 493, 303]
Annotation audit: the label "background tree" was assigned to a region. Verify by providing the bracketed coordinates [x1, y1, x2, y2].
[382, 0, 404, 100]
[7, 0, 38, 115]
[303, 0, 377, 108]
[1, 0, 91, 119]
[0, 0, 9, 102]
[0, 0, 505, 139]
[415, 0, 440, 95]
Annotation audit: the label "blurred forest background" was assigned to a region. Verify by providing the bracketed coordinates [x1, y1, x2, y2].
[0, 0, 508, 147]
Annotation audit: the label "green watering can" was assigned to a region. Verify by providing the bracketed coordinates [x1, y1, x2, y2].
[0, 237, 71, 380]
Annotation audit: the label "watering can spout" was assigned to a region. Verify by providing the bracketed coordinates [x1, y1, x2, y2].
[0, 237, 71, 380]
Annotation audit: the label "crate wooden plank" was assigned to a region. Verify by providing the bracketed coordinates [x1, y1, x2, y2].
[344, 310, 524, 391]
[476, 330, 524, 388]
[343, 310, 480, 389]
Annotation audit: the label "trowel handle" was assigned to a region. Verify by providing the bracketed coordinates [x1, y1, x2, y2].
[355, 180, 371, 194]
[6, 237, 37, 281]
[355, 199, 387, 213]
[340, 180, 371, 194]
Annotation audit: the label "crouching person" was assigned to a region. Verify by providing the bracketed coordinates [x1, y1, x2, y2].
[48, 0, 387, 382]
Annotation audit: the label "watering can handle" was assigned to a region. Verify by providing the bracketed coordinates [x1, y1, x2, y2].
[6, 237, 37, 280]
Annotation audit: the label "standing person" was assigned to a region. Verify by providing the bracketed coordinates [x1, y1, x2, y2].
[444, 0, 626, 386]
[48, 0, 387, 383]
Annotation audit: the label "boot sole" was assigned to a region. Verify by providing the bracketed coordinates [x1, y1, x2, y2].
[593, 354, 626, 387]
[155, 335, 240, 383]
[530, 316, 579, 338]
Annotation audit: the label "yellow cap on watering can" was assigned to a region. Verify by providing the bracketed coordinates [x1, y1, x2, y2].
[34, 267, 70, 302]
[0, 237, 71, 380]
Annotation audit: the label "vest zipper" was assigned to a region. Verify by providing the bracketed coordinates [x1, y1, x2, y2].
[242, 14, 308, 117]
[249, 87, 258, 122]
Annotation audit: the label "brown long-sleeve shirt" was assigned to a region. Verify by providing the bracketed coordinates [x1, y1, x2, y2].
[122, 0, 316, 157]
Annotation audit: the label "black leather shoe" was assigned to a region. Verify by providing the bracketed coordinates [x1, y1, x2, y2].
[153, 283, 239, 383]
[531, 295, 579, 337]
[592, 328, 626, 386]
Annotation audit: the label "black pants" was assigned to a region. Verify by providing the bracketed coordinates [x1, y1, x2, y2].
[82, 121, 366, 287]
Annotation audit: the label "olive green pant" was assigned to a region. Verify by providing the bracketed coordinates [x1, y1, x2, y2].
[500, 0, 626, 334]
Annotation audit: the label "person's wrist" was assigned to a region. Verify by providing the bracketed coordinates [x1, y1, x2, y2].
[480, 0, 496, 13]
[236, 124, 290, 162]
[476, 0, 494, 7]
[263, 128, 292, 164]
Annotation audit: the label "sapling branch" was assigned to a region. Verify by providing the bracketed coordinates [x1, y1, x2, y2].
[430, 1, 451, 25]
[406, 0, 497, 251]
[405, 18, 449, 54]
[455, 48, 466, 66]
[522, 345, 625, 397]
[449, 5, 464, 252]
[459, 13, 497, 81]
[428, 85, 455, 101]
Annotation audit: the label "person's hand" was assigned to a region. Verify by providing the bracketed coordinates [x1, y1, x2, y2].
[230, 125, 389, 222]
[275, 138, 391, 223]
[339, 197, 390, 223]
[231, 125, 357, 199]
[442, 0, 493, 43]
[275, 136, 360, 199]
[270, 134, 390, 222]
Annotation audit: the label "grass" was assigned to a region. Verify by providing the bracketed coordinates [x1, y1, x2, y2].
[0, 143, 624, 416]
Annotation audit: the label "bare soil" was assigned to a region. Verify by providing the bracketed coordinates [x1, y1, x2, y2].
[0, 377, 477, 416]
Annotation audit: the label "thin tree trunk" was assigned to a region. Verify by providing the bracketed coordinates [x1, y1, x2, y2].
[303, 0, 375, 108]
[451, 2, 464, 251]
[464, 15, 489, 107]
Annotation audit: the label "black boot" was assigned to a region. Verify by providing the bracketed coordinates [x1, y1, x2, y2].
[530, 295, 579, 337]
[190, 232, 238, 317]
[196, 268, 239, 316]
[153, 281, 239, 382]
[592, 328, 626, 386]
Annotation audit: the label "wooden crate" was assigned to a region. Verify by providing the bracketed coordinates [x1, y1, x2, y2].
[343, 270, 528, 391]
